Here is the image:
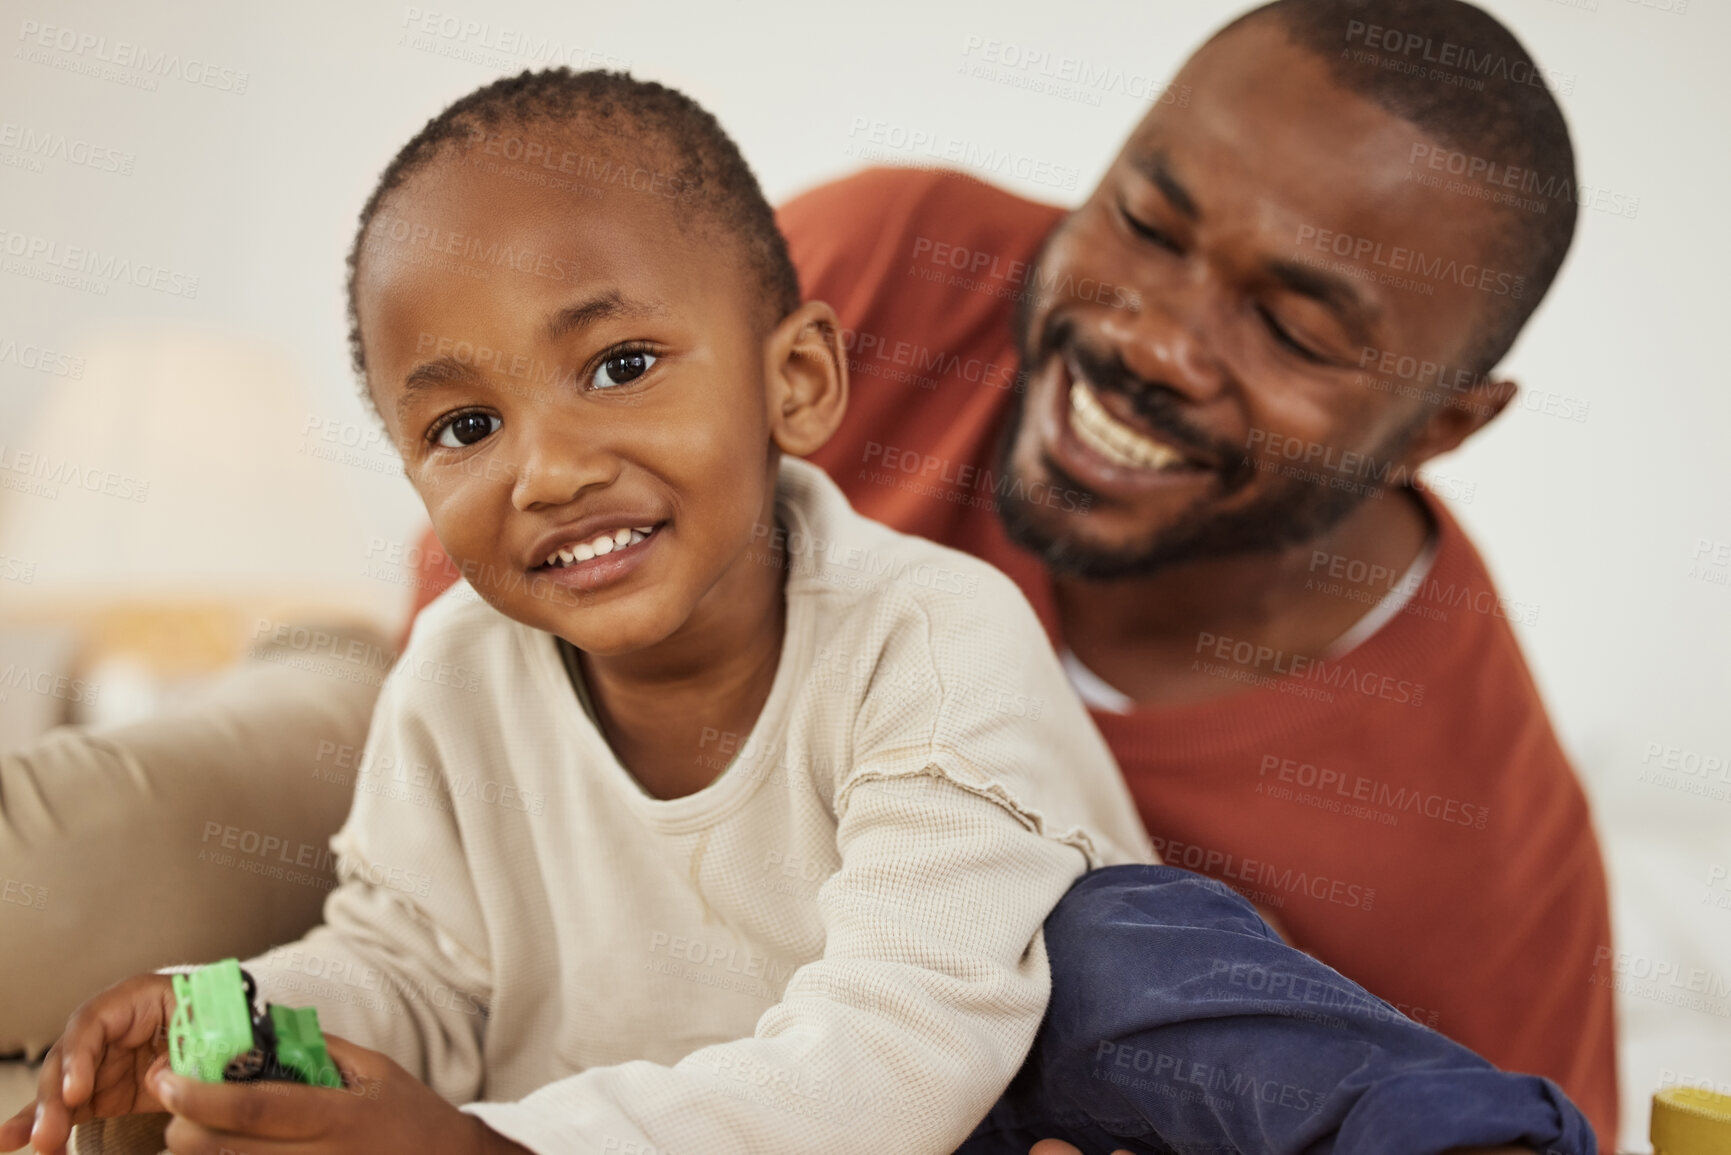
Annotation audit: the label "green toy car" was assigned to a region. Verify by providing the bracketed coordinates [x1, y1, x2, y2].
[167, 958, 342, 1088]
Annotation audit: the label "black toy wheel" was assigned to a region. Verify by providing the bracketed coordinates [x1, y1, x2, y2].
[223, 1047, 268, 1082]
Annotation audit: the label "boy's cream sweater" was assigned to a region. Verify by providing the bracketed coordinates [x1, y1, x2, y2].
[244, 455, 1154, 1155]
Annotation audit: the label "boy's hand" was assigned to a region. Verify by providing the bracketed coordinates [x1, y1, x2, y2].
[0, 972, 177, 1154]
[1029, 1143, 1536, 1154]
[148, 1033, 533, 1155]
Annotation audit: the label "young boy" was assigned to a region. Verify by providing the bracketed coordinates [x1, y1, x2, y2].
[4, 71, 1592, 1155]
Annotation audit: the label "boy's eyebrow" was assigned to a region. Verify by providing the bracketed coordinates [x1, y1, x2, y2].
[396, 289, 672, 425]
[398, 357, 478, 425]
[544, 289, 669, 342]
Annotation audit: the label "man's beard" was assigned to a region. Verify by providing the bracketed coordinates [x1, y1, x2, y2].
[996, 261, 1428, 581]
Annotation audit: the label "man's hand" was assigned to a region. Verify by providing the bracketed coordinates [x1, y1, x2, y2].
[147, 1033, 533, 1155]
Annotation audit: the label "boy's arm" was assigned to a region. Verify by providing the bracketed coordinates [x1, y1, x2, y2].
[457, 768, 1088, 1155]
[237, 645, 496, 1107]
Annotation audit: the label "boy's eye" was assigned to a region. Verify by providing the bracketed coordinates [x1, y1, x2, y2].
[433, 411, 500, 449]
[593, 350, 656, 390]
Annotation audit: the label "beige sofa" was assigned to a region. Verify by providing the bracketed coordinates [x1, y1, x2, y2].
[0, 623, 390, 1150]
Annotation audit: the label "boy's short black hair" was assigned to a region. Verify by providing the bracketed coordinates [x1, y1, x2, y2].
[347, 68, 801, 398]
[1228, 0, 1578, 375]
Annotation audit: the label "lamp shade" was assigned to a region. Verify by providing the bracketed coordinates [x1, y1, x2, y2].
[0, 329, 399, 615]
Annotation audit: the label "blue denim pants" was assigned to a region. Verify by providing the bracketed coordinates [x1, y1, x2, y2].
[957, 866, 1596, 1155]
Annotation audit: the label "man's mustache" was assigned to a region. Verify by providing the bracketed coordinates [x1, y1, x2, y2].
[1042, 319, 1247, 480]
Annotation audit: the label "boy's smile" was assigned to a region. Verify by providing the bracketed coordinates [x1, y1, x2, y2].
[531, 520, 663, 588]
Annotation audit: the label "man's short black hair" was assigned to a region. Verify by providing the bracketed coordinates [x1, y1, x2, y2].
[346, 68, 801, 391]
[1229, 0, 1578, 374]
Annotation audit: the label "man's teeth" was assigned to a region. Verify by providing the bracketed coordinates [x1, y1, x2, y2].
[1068, 375, 1188, 470]
[545, 526, 655, 568]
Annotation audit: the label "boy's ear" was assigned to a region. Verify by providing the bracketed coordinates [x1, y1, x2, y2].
[765, 300, 847, 458]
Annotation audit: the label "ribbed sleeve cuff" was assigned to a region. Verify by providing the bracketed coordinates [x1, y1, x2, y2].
[1335, 1069, 1597, 1155]
[462, 1099, 584, 1155]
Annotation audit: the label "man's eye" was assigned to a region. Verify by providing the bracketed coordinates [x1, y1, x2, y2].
[1119, 204, 1180, 253]
[593, 350, 657, 390]
[1257, 305, 1323, 363]
[433, 411, 500, 448]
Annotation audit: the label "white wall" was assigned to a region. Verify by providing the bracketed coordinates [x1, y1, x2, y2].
[2, 0, 1726, 1147]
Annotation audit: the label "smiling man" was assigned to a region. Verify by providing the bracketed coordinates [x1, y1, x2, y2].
[778, 0, 1619, 1145]
[394, 0, 1615, 1143]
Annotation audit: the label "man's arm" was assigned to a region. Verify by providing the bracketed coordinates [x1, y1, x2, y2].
[455, 775, 1091, 1155]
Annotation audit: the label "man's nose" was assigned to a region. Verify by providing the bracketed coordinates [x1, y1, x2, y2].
[508, 420, 617, 512]
[1096, 288, 1225, 405]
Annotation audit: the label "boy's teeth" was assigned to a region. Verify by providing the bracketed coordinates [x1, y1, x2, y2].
[543, 524, 657, 567]
[1068, 374, 1187, 471]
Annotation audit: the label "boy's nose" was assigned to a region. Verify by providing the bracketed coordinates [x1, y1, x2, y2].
[509, 429, 618, 512]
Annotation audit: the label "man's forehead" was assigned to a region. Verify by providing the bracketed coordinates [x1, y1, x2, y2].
[1145, 25, 1428, 201]
[1121, 28, 1476, 253]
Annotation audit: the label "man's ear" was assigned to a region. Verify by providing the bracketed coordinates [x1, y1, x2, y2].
[765, 300, 848, 458]
[1401, 374, 1518, 467]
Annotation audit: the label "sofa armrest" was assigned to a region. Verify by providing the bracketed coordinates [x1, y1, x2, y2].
[0, 622, 392, 1057]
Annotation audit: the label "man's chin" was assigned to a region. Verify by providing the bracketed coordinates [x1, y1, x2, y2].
[992, 439, 1205, 579]
[994, 473, 1171, 580]
[996, 464, 1373, 581]
[997, 493, 1182, 580]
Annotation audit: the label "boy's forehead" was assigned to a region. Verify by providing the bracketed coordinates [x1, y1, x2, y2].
[357, 142, 710, 316]
[381, 136, 691, 251]
[355, 136, 760, 418]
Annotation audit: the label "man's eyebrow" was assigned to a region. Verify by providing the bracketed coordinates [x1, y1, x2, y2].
[544, 289, 668, 343]
[1127, 149, 1200, 222]
[1266, 258, 1380, 340]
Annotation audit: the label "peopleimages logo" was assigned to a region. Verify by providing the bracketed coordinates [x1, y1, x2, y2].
[0, 335, 84, 378]
[1259, 754, 1490, 830]
[845, 116, 1081, 192]
[1407, 143, 1640, 220]
[1293, 224, 1525, 298]
[15, 20, 250, 93]
[1194, 630, 1425, 707]
[1149, 834, 1377, 912]
[1342, 19, 1575, 96]
[365, 209, 573, 282]
[0, 121, 135, 175]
